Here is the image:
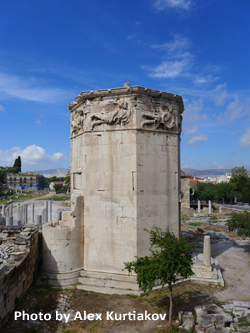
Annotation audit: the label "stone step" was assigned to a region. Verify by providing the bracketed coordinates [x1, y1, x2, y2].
[78, 276, 139, 290]
[76, 284, 141, 295]
[80, 270, 137, 282]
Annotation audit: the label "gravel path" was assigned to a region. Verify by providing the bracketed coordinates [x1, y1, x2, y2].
[212, 240, 250, 303]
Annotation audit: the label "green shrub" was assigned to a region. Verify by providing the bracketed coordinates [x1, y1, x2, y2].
[189, 222, 202, 226]
[226, 210, 250, 237]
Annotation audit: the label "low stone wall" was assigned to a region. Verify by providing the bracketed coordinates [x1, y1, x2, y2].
[0, 226, 40, 327]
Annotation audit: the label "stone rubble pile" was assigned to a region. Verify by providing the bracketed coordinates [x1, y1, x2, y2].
[0, 244, 15, 267]
[179, 302, 250, 333]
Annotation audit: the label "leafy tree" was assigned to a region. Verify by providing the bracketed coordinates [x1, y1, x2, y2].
[64, 168, 70, 187]
[193, 182, 217, 202]
[0, 166, 13, 185]
[44, 176, 65, 188]
[229, 167, 250, 203]
[230, 167, 249, 192]
[124, 227, 195, 323]
[200, 187, 217, 202]
[13, 156, 21, 173]
[54, 184, 64, 193]
[231, 166, 248, 182]
[226, 210, 250, 238]
[215, 182, 234, 203]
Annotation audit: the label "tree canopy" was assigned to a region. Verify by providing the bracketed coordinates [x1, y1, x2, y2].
[13, 156, 21, 173]
[191, 166, 250, 203]
[124, 227, 195, 323]
[226, 210, 250, 238]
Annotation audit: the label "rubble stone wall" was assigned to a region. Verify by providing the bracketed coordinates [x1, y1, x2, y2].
[0, 226, 40, 327]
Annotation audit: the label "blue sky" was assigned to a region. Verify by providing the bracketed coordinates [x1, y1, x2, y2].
[0, 0, 250, 172]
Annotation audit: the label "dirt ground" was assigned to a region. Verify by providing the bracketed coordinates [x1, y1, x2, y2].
[2, 223, 250, 333]
[2, 281, 220, 333]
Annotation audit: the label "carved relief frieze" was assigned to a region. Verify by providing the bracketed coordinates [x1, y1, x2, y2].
[90, 101, 132, 131]
[71, 109, 84, 136]
[70, 98, 136, 136]
[141, 105, 176, 132]
[69, 87, 183, 136]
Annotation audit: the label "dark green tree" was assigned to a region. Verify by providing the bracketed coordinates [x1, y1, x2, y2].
[13, 156, 21, 173]
[124, 227, 195, 323]
[226, 210, 250, 238]
[0, 166, 13, 185]
[193, 182, 217, 202]
[229, 167, 250, 203]
[230, 167, 249, 192]
[54, 184, 64, 193]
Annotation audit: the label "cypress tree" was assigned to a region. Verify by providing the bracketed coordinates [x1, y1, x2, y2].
[13, 156, 21, 173]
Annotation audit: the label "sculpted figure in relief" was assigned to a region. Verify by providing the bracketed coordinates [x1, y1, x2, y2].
[71, 110, 84, 136]
[90, 101, 131, 130]
[141, 105, 175, 131]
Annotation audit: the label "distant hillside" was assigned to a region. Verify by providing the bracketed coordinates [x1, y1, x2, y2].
[34, 168, 68, 178]
[182, 168, 232, 177]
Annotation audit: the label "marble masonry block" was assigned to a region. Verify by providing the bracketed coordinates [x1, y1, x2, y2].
[43, 84, 184, 290]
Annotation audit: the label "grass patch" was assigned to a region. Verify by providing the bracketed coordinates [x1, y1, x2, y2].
[127, 294, 138, 298]
[239, 317, 250, 327]
[210, 215, 218, 221]
[61, 328, 80, 333]
[189, 222, 202, 226]
[86, 322, 105, 332]
[225, 311, 235, 319]
[0, 192, 45, 205]
[45, 195, 70, 201]
[137, 284, 213, 313]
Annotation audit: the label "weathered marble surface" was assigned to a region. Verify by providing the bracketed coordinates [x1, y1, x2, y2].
[43, 84, 184, 291]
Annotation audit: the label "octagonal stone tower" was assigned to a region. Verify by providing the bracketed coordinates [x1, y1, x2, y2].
[42, 83, 184, 293]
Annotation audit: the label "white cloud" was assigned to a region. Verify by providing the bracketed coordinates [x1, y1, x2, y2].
[0, 104, 5, 112]
[154, 0, 193, 10]
[183, 99, 208, 132]
[187, 135, 208, 146]
[225, 98, 248, 121]
[0, 72, 70, 103]
[144, 35, 193, 79]
[182, 99, 208, 146]
[194, 74, 219, 85]
[219, 98, 250, 122]
[144, 34, 219, 84]
[212, 84, 228, 106]
[0, 145, 67, 166]
[239, 128, 250, 147]
[151, 35, 191, 54]
[144, 57, 192, 78]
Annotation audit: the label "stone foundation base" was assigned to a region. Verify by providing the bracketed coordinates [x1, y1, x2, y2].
[42, 254, 224, 293]
[77, 270, 141, 295]
[191, 254, 224, 286]
[75, 257, 224, 294]
[42, 268, 82, 289]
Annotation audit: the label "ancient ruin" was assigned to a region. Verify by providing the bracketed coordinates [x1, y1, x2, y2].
[0, 225, 39, 326]
[42, 83, 184, 292]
